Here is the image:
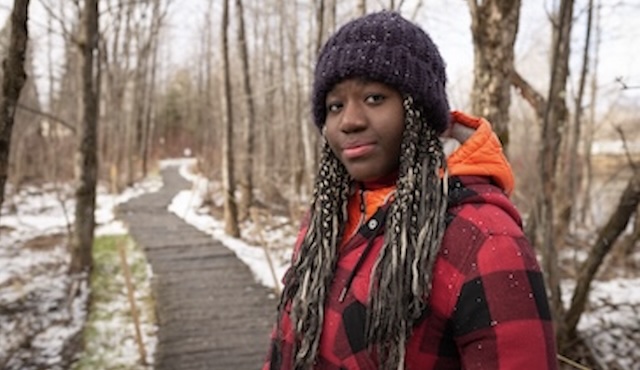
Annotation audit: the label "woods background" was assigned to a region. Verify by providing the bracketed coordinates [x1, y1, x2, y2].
[0, 0, 639, 368]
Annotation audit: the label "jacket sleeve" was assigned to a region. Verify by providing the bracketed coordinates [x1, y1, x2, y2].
[262, 307, 296, 370]
[451, 233, 559, 370]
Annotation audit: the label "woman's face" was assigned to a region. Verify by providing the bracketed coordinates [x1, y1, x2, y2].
[324, 79, 405, 182]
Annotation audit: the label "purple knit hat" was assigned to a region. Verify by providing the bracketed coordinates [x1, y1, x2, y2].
[312, 11, 450, 133]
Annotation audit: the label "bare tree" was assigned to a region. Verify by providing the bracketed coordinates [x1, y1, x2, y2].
[467, 0, 521, 150]
[236, 0, 256, 218]
[98, 0, 126, 191]
[0, 8, 44, 190]
[357, 0, 367, 15]
[580, 1, 602, 224]
[221, 0, 240, 237]
[92, 0, 170, 188]
[70, 0, 100, 274]
[567, 0, 594, 204]
[254, 4, 279, 205]
[141, 0, 163, 177]
[122, 0, 136, 186]
[195, 0, 218, 175]
[509, 0, 580, 348]
[0, 0, 30, 215]
[314, 0, 326, 54]
[327, 0, 336, 33]
[139, 0, 169, 177]
[536, 0, 574, 344]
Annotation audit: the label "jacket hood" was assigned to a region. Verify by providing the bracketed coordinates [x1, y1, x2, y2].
[445, 111, 515, 195]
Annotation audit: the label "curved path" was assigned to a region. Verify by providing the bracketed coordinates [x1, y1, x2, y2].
[119, 165, 275, 370]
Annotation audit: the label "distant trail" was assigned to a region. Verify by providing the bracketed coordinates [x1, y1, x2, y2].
[119, 164, 275, 370]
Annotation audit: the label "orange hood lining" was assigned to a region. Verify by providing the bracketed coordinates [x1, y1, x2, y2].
[446, 111, 515, 195]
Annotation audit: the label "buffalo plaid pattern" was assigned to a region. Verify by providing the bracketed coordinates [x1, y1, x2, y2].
[265, 175, 558, 369]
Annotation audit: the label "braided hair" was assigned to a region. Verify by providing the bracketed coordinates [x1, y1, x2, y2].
[275, 96, 448, 369]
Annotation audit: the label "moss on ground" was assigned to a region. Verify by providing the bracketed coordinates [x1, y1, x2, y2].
[71, 235, 156, 370]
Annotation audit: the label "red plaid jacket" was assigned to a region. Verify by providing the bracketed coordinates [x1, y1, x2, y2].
[264, 112, 558, 369]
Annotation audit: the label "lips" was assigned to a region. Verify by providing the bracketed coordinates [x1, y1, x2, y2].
[342, 142, 375, 159]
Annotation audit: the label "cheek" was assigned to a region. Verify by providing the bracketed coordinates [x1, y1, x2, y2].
[385, 116, 406, 150]
[323, 126, 342, 157]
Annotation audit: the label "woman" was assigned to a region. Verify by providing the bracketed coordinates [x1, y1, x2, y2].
[264, 11, 558, 370]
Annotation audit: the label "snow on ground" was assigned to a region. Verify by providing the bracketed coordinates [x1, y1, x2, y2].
[568, 278, 640, 369]
[0, 173, 162, 369]
[169, 189, 291, 292]
[168, 162, 296, 293]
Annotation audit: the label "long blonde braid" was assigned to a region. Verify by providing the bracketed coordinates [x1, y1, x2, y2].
[367, 97, 448, 369]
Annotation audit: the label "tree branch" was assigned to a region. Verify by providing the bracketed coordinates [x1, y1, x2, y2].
[16, 102, 76, 134]
[613, 125, 639, 172]
[564, 170, 640, 336]
[615, 76, 640, 90]
[467, 0, 479, 18]
[510, 69, 547, 118]
[36, 0, 80, 45]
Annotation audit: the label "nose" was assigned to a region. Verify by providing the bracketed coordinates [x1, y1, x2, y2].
[339, 101, 367, 132]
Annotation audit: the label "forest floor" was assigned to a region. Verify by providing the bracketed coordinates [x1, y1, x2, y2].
[0, 174, 161, 369]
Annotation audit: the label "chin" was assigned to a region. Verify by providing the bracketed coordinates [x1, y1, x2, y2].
[349, 173, 381, 182]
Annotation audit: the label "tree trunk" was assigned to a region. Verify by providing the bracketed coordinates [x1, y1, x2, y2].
[580, 1, 601, 225]
[556, 0, 594, 251]
[70, 0, 100, 274]
[140, 0, 166, 177]
[286, 1, 305, 198]
[0, 0, 30, 215]
[357, 0, 366, 16]
[142, 32, 159, 177]
[221, 0, 240, 237]
[101, 0, 125, 191]
[315, 0, 325, 55]
[236, 0, 255, 219]
[198, 0, 215, 172]
[260, 16, 277, 205]
[327, 0, 336, 33]
[536, 0, 574, 345]
[131, 56, 147, 183]
[467, 0, 521, 151]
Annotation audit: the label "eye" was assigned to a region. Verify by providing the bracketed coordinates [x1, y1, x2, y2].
[326, 101, 343, 113]
[365, 94, 385, 104]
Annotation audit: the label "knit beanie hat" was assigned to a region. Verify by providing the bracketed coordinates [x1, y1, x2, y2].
[312, 11, 450, 133]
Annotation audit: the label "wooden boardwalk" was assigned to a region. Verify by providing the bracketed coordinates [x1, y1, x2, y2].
[119, 165, 275, 370]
